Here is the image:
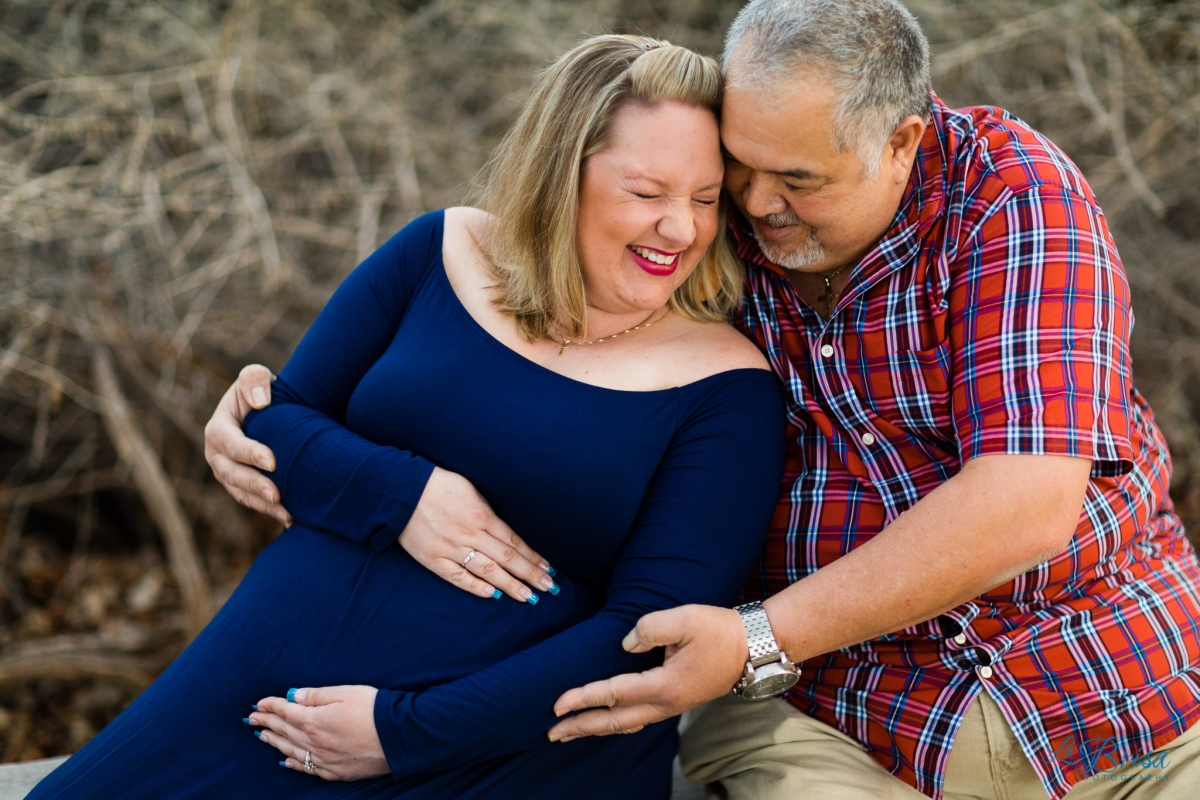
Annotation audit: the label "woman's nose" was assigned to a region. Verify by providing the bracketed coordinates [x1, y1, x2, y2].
[657, 199, 697, 248]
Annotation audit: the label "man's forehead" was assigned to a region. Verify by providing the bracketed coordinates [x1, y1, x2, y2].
[719, 80, 839, 174]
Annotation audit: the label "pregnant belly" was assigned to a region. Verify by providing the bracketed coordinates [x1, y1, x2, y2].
[228, 525, 604, 692]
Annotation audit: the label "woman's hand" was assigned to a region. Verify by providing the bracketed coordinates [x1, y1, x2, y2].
[249, 686, 388, 781]
[204, 364, 292, 527]
[402, 467, 559, 603]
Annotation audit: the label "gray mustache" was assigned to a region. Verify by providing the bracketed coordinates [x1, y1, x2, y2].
[753, 212, 805, 228]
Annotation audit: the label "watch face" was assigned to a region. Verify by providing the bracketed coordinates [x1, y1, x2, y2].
[742, 670, 800, 700]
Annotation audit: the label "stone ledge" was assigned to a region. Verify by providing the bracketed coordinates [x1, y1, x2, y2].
[0, 756, 705, 799]
[0, 757, 67, 800]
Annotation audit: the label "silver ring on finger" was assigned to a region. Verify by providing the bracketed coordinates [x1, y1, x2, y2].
[462, 550, 478, 567]
[304, 750, 316, 773]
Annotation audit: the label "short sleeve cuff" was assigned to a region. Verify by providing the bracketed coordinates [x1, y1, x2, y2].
[962, 425, 1133, 478]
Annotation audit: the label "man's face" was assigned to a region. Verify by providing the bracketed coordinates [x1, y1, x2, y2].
[721, 72, 911, 274]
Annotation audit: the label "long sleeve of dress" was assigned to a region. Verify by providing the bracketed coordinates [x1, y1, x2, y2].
[373, 371, 785, 779]
[242, 212, 442, 552]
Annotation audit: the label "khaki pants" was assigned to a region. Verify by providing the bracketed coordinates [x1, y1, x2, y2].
[680, 691, 1200, 799]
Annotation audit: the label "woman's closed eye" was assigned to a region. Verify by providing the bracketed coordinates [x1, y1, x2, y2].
[630, 191, 717, 206]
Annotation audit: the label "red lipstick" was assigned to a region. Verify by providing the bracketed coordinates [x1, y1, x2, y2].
[627, 245, 681, 276]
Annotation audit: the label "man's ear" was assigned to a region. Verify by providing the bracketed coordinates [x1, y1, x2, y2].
[886, 115, 927, 184]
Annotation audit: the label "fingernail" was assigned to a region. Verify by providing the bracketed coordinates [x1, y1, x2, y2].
[254, 731, 262, 739]
[251, 704, 258, 711]
[527, 592, 539, 605]
[491, 589, 502, 599]
[242, 717, 251, 725]
[287, 688, 297, 703]
[251, 387, 267, 407]
[260, 487, 274, 501]
[540, 575, 553, 590]
[545, 565, 556, 577]
[293, 688, 307, 703]
[548, 582, 560, 596]
[279, 761, 288, 768]
[258, 458, 273, 471]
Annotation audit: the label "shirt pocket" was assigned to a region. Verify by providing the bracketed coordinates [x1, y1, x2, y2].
[881, 339, 955, 451]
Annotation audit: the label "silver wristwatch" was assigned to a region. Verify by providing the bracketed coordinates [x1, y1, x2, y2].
[731, 601, 801, 700]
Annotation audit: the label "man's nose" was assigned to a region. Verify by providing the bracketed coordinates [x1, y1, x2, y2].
[741, 173, 787, 218]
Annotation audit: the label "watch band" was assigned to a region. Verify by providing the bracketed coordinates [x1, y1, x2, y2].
[736, 601, 784, 667]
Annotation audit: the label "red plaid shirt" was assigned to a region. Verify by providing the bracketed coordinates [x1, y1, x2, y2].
[735, 93, 1200, 800]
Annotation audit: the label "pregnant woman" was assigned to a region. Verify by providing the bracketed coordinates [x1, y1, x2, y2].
[29, 36, 784, 799]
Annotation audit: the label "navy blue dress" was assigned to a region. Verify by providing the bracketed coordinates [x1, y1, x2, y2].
[30, 211, 784, 799]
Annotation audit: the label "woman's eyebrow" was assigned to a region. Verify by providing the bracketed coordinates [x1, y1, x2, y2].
[625, 173, 724, 192]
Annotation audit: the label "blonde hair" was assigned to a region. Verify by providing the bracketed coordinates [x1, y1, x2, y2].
[478, 34, 743, 341]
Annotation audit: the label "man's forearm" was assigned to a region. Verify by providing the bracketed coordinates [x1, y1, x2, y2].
[763, 453, 1091, 660]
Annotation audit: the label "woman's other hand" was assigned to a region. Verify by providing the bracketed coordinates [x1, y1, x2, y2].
[250, 686, 388, 781]
[203, 365, 292, 527]
[403, 467, 558, 602]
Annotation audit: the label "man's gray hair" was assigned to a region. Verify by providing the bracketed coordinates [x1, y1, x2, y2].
[723, 0, 932, 179]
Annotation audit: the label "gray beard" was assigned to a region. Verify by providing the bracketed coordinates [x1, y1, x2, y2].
[750, 214, 826, 271]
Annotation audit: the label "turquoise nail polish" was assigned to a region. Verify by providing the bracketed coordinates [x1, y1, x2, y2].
[527, 592, 539, 605]
[491, 589, 502, 599]
[254, 731, 262, 739]
[548, 583, 560, 596]
[546, 566, 557, 577]
[251, 704, 258, 711]
[242, 718, 251, 725]
[287, 688, 297, 703]
[279, 761, 287, 767]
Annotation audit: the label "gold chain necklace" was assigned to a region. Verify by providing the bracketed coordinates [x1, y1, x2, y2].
[552, 309, 664, 356]
[816, 262, 853, 313]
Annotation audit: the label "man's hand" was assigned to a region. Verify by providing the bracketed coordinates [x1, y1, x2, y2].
[548, 604, 748, 742]
[250, 685, 388, 781]
[203, 364, 291, 526]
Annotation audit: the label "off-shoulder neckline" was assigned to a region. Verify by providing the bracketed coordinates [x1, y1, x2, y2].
[429, 210, 774, 397]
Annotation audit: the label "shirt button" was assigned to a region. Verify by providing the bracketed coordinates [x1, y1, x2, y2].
[979, 665, 993, 679]
[860, 432, 876, 446]
[820, 344, 834, 358]
[953, 633, 967, 645]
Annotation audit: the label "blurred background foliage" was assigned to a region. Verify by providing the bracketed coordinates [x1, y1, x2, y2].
[0, 0, 1196, 762]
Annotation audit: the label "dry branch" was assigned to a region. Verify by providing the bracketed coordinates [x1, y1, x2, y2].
[0, 651, 164, 690]
[91, 348, 211, 638]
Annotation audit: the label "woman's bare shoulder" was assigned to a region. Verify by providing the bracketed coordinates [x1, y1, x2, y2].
[444, 205, 492, 234]
[659, 317, 771, 386]
[441, 206, 494, 286]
